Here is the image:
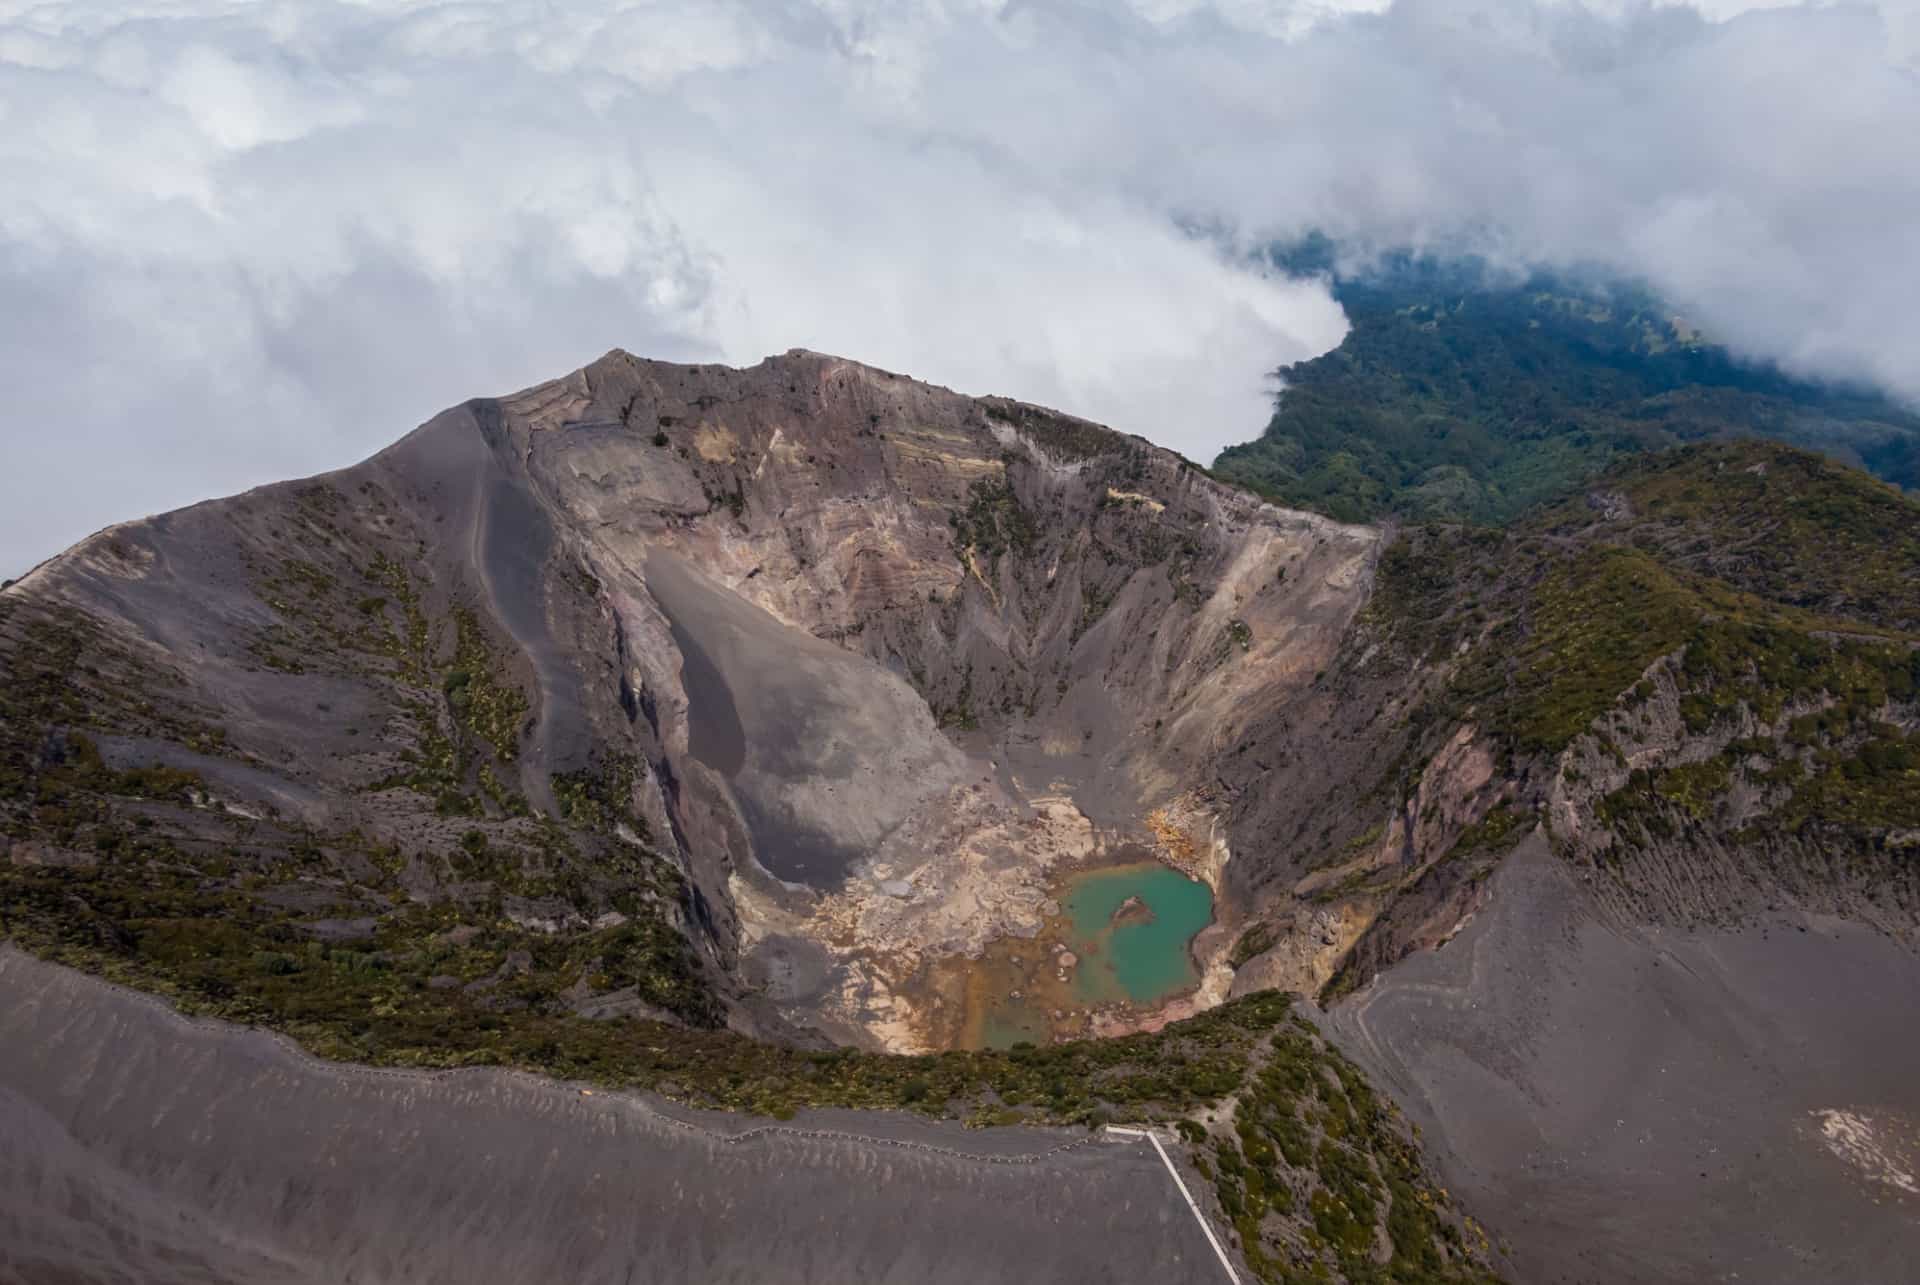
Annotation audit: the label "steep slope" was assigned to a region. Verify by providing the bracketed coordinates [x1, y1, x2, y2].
[0, 348, 1522, 1284]
[0, 348, 1387, 1059]
[1232, 438, 1920, 1005]
[1259, 439, 1920, 1283]
[1327, 838, 1920, 1285]
[6, 347, 1919, 1284]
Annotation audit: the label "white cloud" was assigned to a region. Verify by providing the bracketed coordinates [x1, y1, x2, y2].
[0, 0, 1915, 575]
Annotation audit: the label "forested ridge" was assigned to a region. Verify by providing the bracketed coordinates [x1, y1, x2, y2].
[1213, 247, 1920, 524]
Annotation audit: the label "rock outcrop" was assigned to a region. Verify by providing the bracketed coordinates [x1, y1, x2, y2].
[4, 356, 1915, 1061]
[0, 349, 1390, 1050]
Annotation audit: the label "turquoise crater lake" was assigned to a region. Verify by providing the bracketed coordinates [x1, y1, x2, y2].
[964, 859, 1216, 1049]
[1064, 861, 1214, 1005]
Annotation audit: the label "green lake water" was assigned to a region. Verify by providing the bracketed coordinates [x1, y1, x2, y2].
[968, 860, 1214, 1049]
[1064, 862, 1214, 1005]
[978, 1005, 1049, 1050]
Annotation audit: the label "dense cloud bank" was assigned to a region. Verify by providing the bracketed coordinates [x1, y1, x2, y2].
[2, 0, 1914, 574]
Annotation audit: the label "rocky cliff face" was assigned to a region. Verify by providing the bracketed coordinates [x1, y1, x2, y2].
[1245, 442, 1920, 1005]
[10, 348, 1920, 1284]
[4, 355, 1915, 1067]
[0, 350, 1397, 1052]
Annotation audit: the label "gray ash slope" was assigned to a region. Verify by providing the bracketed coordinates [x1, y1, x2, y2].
[1325, 839, 1920, 1285]
[3, 348, 1920, 1283]
[0, 947, 1223, 1285]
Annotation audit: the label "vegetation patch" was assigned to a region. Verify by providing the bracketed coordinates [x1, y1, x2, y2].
[446, 607, 529, 762]
[1773, 724, 1920, 833]
[949, 475, 1037, 569]
[1213, 248, 1920, 524]
[1447, 806, 1530, 861]
[1542, 442, 1920, 632]
[551, 754, 649, 837]
[1452, 547, 1699, 755]
[1213, 1017, 1498, 1283]
[1231, 921, 1280, 969]
[2, 845, 1274, 1119]
[986, 400, 1124, 464]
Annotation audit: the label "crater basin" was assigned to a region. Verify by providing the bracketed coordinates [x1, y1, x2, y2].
[968, 859, 1214, 1050]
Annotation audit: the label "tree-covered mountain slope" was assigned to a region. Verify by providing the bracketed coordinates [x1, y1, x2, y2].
[1212, 253, 1920, 524]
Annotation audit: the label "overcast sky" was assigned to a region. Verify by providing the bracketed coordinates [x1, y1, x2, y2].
[3, 0, 1916, 576]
